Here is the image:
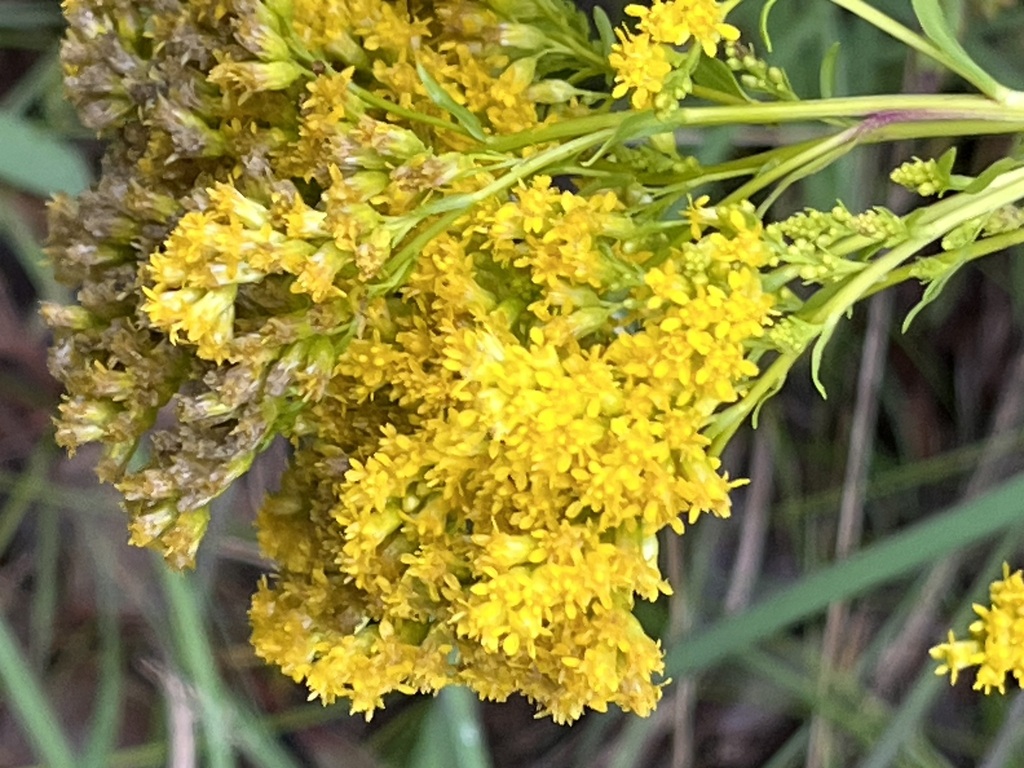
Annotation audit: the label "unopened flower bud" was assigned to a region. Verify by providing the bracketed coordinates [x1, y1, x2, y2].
[209, 59, 306, 96]
[39, 303, 98, 331]
[56, 397, 121, 447]
[495, 23, 547, 49]
[526, 79, 585, 104]
[504, 56, 536, 94]
[563, 306, 612, 338]
[353, 117, 427, 160]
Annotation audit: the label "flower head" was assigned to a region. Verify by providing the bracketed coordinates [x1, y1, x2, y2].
[50, 0, 776, 725]
[931, 563, 1024, 694]
[626, 0, 740, 55]
[609, 29, 673, 109]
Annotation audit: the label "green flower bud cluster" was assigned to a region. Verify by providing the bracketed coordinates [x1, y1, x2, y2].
[979, 204, 1024, 238]
[765, 204, 905, 285]
[765, 315, 820, 355]
[724, 41, 796, 101]
[608, 142, 702, 178]
[890, 154, 955, 197]
[829, 203, 908, 244]
[940, 204, 1024, 250]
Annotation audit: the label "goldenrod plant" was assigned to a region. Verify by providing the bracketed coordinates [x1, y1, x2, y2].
[43, 0, 1024, 722]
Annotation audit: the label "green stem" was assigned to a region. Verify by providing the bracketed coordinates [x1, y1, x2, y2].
[372, 207, 465, 295]
[722, 117, 1024, 207]
[487, 94, 1024, 152]
[707, 165, 1024, 452]
[708, 350, 799, 453]
[419, 130, 614, 218]
[551, 34, 607, 71]
[828, 0, 1015, 103]
[348, 82, 473, 137]
[861, 228, 1024, 299]
[375, 130, 615, 292]
[721, 125, 859, 207]
[690, 84, 750, 106]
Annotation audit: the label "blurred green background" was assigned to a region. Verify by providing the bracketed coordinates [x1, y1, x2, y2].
[4, 0, 1024, 766]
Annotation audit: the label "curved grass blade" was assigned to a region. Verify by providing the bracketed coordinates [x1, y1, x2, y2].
[911, 0, 1004, 100]
[0, 613, 76, 768]
[0, 111, 90, 196]
[611, 471, 1024, 768]
[80, 539, 124, 768]
[411, 687, 492, 768]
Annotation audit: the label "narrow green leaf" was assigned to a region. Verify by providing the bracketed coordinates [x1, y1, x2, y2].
[412, 688, 492, 768]
[581, 111, 652, 168]
[415, 63, 486, 142]
[759, 0, 782, 53]
[901, 253, 968, 333]
[0, 613, 77, 768]
[0, 111, 90, 196]
[819, 41, 842, 99]
[936, 146, 957, 179]
[911, 0, 1002, 96]
[667, 471, 1024, 679]
[692, 55, 750, 102]
[809, 314, 837, 399]
[81, 540, 124, 768]
[592, 6, 615, 57]
[963, 157, 1023, 195]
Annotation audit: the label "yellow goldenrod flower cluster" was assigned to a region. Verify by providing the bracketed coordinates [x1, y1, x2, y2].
[56, 0, 1024, 727]
[250, 191, 775, 721]
[50, 0, 599, 568]
[46, 0, 784, 722]
[931, 564, 1024, 695]
[610, 0, 739, 109]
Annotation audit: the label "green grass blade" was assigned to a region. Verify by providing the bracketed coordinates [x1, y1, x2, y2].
[857, 539, 1020, 768]
[411, 687, 493, 768]
[0, 1, 64, 28]
[763, 725, 810, 768]
[230, 704, 304, 768]
[609, 472, 1024, 768]
[0, 443, 52, 556]
[0, 612, 76, 768]
[0, 190, 67, 304]
[0, 111, 90, 196]
[157, 563, 235, 768]
[664, 471, 1024, 680]
[0, 48, 61, 114]
[157, 562, 302, 768]
[80, 540, 124, 768]
[29, 501, 59, 669]
[439, 687, 491, 768]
